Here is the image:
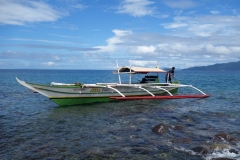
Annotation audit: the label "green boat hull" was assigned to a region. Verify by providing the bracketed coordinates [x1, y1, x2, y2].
[51, 88, 179, 106]
[51, 97, 114, 106]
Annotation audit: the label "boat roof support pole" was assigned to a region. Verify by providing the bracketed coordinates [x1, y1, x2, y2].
[129, 59, 132, 84]
[116, 60, 121, 84]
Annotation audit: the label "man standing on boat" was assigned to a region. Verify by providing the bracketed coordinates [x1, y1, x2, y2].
[165, 67, 175, 83]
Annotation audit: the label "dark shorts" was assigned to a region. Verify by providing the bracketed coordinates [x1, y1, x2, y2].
[165, 73, 171, 83]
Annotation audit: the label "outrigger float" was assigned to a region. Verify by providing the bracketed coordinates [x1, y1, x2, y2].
[16, 60, 210, 106]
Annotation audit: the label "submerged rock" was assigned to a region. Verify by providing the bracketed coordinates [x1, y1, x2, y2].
[152, 123, 170, 134]
[209, 144, 230, 150]
[172, 137, 192, 144]
[229, 148, 239, 154]
[214, 132, 239, 143]
[130, 146, 158, 155]
[211, 158, 236, 160]
[172, 125, 186, 131]
[191, 146, 208, 155]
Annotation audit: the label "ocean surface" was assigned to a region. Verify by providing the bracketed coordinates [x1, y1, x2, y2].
[1, 69, 240, 160]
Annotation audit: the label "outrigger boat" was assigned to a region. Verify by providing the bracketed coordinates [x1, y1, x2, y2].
[16, 61, 210, 106]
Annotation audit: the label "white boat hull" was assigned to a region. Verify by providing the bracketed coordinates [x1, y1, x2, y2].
[16, 78, 179, 105]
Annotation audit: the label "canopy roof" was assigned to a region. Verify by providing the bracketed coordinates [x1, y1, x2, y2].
[118, 66, 166, 74]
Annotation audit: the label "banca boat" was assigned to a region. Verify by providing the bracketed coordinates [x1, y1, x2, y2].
[16, 61, 210, 106]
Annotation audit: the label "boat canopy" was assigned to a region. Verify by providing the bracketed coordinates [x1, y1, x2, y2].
[118, 66, 166, 74]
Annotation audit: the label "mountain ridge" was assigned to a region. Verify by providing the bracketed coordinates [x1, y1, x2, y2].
[183, 61, 240, 71]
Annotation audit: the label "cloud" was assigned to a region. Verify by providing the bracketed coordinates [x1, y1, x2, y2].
[0, 0, 66, 25]
[163, 22, 188, 29]
[163, 0, 196, 9]
[72, 4, 88, 10]
[156, 43, 202, 54]
[0, 50, 58, 60]
[89, 22, 240, 68]
[0, 50, 27, 59]
[0, 48, 120, 69]
[131, 60, 158, 67]
[42, 62, 55, 66]
[47, 33, 82, 39]
[205, 44, 232, 54]
[0, 44, 100, 52]
[210, 10, 219, 14]
[232, 9, 238, 15]
[128, 45, 156, 54]
[95, 29, 133, 53]
[50, 22, 79, 30]
[162, 15, 240, 37]
[117, 0, 156, 17]
[8, 38, 71, 44]
[52, 55, 60, 61]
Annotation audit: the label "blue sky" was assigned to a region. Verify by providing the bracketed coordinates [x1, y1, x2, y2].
[0, 0, 240, 69]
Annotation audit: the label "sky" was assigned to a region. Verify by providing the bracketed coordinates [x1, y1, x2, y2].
[0, 0, 240, 70]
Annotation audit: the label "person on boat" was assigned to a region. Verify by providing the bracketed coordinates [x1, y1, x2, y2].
[165, 67, 175, 83]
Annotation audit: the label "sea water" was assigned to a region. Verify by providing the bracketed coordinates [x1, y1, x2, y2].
[0, 69, 240, 160]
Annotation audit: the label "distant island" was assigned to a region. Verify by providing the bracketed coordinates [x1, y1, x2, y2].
[183, 61, 240, 71]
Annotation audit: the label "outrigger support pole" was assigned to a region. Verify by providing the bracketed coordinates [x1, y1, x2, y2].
[138, 86, 155, 97]
[170, 84, 207, 95]
[107, 85, 125, 97]
[188, 85, 207, 95]
[147, 86, 173, 96]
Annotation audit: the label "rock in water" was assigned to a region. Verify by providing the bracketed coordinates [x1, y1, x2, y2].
[191, 146, 208, 155]
[152, 123, 170, 134]
[214, 132, 239, 143]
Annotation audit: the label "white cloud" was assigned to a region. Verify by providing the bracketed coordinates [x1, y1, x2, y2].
[113, 29, 133, 36]
[52, 56, 60, 61]
[163, 22, 188, 29]
[47, 33, 82, 39]
[211, 10, 219, 14]
[187, 24, 214, 37]
[203, 55, 211, 59]
[232, 9, 238, 15]
[174, 10, 183, 15]
[231, 47, 240, 52]
[128, 45, 156, 54]
[205, 44, 231, 54]
[73, 4, 88, 10]
[162, 15, 240, 37]
[2, 43, 99, 51]
[131, 60, 158, 67]
[0, 0, 65, 25]
[8, 38, 71, 44]
[95, 29, 133, 53]
[163, 0, 196, 9]
[156, 43, 202, 54]
[88, 12, 240, 68]
[42, 62, 55, 66]
[117, 0, 156, 17]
